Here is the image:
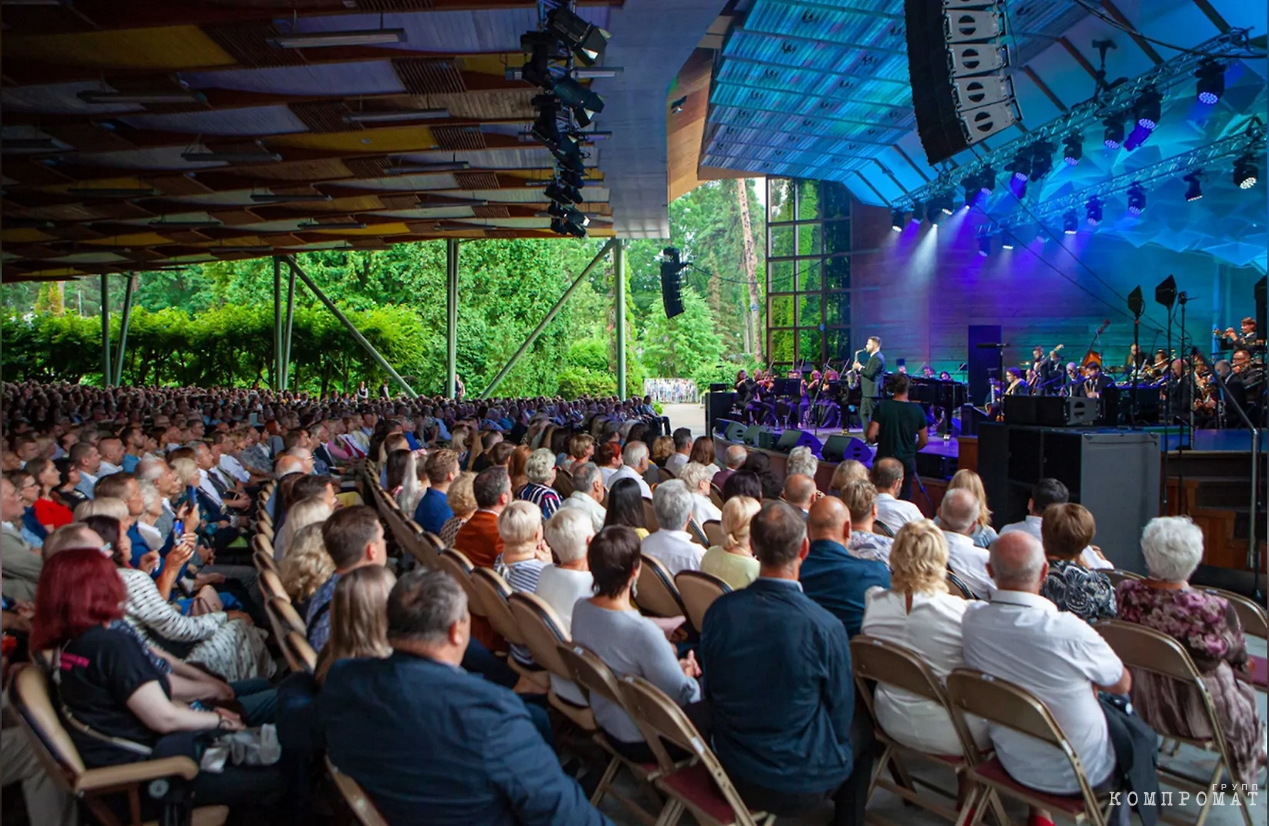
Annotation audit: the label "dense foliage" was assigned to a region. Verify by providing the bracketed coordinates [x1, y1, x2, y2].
[2, 180, 766, 397]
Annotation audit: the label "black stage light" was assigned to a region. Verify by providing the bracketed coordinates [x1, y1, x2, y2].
[1063, 210, 1078, 234]
[546, 6, 610, 66]
[1183, 172, 1203, 202]
[977, 165, 996, 194]
[548, 201, 590, 227]
[1103, 114, 1126, 149]
[978, 234, 990, 256]
[891, 209, 904, 231]
[1126, 182, 1146, 216]
[1195, 59, 1225, 104]
[925, 201, 943, 225]
[1062, 134, 1083, 166]
[963, 178, 979, 207]
[1155, 274, 1177, 309]
[554, 76, 605, 127]
[1234, 154, 1258, 189]
[1085, 196, 1103, 226]
[1000, 234, 1014, 250]
[545, 180, 584, 205]
[551, 217, 587, 238]
[1133, 87, 1163, 131]
[520, 33, 558, 90]
[531, 96, 562, 149]
[935, 191, 954, 216]
[1029, 141, 1055, 180]
[1007, 151, 1031, 182]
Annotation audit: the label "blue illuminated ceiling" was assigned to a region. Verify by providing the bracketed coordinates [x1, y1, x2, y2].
[700, 0, 1269, 268]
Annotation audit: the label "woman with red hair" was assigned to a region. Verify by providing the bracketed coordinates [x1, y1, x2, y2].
[32, 549, 281, 815]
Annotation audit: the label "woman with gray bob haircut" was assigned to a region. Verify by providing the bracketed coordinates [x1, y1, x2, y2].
[1115, 516, 1266, 786]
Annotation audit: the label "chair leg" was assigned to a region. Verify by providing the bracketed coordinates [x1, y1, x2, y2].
[653, 799, 684, 826]
[952, 783, 982, 826]
[589, 755, 622, 807]
[986, 790, 1010, 826]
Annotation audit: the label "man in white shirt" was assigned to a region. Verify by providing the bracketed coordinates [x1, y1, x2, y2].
[1000, 478, 1112, 570]
[608, 442, 653, 499]
[556, 462, 607, 532]
[871, 457, 921, 535]
[640, 480, 703, 575]
[69, 442, 101, 500]
[536, 509, 595, 706]
[96, 437, 126, 478]
[939, 489, 993, 599]
[664, 428, 693, 474]
[962, 532, 1129, 813]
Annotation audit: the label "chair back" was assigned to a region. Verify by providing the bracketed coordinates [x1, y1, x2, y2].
[285, 631, 318, 674]
[257, 521, 275, 541]
[509, 592, 574, 681]
[709, 486, 724, 509]
[553, 470, 575, 499]
[423, 530, 447, 551]
[1104, 569, 1142, 591]
[268, 595, 306, 635]
[11, 663, 86, 784]
[945, 571, 975, 600]
[635, 553, 687, 618]
[252, 533, 276, 561]
[674, 570, 731, 634]
[702, 519, 724, 548]
[436, 549, 482, 615]
[686, 519, 708, 548]
[873, 521, 895, 538]
[404, 521, 441, 569]
[326, 756, 390, 826]
[470, 567, 525, 645]
[642, 498, 659, 532]
[658, 464, 677, 479]
[260, 569, 288, 603]
[1202, 587, 1268, 639]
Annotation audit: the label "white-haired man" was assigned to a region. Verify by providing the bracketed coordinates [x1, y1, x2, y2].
[939, 489, 993, 599]
[641, 480, 702, 575]
[516, 448, 561, 521]
[609, 441, 653, 498]
[786, 445, 818, 480]
[963, 532, 1130, 824]
[556, 462, 606, 532]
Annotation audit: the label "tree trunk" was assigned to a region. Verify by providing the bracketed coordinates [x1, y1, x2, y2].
[736, 179, 764, 364]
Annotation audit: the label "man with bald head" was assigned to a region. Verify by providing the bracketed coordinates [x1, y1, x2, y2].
[963, 531, 1131, 812]
[798, 495, 890, 638]
[781, 473, 818, 518]
[96, 436, 126, 478]
[939, 488, 992, 599]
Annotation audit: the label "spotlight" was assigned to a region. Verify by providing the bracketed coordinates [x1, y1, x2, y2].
[1029, 141, 1055, 180]
[1062, 134, 1083, 166]
[1195, 59, 1225, 105]
[531, 95, 562, 148]
[1133, 87, 1162, 131]
[933, 191, 954, 216]
[546, 6, 610, 66]
[1001, 235, 1014, 250]
[1103, 114, 1125, 149]
[963, 178, 979, 207]
[547, 201, 590, 227]
[978, 165, 996, 194]
[1085, 197, 1103, 226]
[1007, 151, 1031, 182]
[1234, 154, 1258, 189]
[554, 76, 605, 127]
[551, 217, 588, 238]
[891, 209, 904, 232]
[545, 180, 584, 205]
[925, 201, 943, 225]
[1126, 182, 1146, 216]
[1183, 172, 1203, 202]
[910, 201, 923, 222]
[1063, 211, 1078, 234]
[520, 32, 558, 91]
[978, 234, 991, 257]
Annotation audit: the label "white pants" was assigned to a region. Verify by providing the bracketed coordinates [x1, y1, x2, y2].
[1, 726, 78, 826]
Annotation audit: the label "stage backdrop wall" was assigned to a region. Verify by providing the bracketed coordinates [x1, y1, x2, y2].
[847, 200, 1263, 379]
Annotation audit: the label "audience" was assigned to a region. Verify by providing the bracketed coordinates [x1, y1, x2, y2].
[721, 469, 763, 503]
[601, 477, 649, 538]
[799, 496, 891, 637]
[273, 495, 334, 562]
[1000, 478, 1112, 570]
[595, 441, 623, 487]
[320, 570, 605, 824]
[415, 449, 458, 535]
[679, 461, 722, 525]
[712, 444, 748, 491]
[786, 445, 818, 480]
[556, 461, 606, 531]
[641, 480, 703, 575]
[2, 476, 42, 601]
[939, 488, 994, 600]
[26, 457, 73, 530]
[496, 501, 550, 668]
[314, 565, 397, 684]
[664, 428, 693, 473]
[536, 508, 595, 635]
[827, 459, 869, 496]
[740, 452, 782, 500]
[437, 471, 476, 548]
[781, 473, 818, 518]
[1117, 516, 1266, 787]
[870, 458, 922, 535]
[700, 495, 761, 589]
[517, 448, 562, 521]
[943, 469, 998, 548]
[609, 441, 653, 497]
[306, 506, 387, 652]
[280, 523, 335, 617]
[837, 480, 892, 564]
[455, 467, 511, 568]
[385, 448, 424, 518]
[561, 433, 595, 472]
[572, 526, 701, 762]
[688, 436, 717, 476]
[699, 501, 872, 825]
[962, 532, 1129, 813]
[1039, 503, 1116, 623]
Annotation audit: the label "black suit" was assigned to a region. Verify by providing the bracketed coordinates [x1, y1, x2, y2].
[859, 351, 885, 432]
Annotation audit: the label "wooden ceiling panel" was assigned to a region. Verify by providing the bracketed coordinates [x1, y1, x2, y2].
[393, 58, 467, 95]
[202, 21, 309, 69]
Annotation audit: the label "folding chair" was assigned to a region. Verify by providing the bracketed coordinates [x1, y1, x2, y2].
[635, 553, 687, 619]
[508, 592, 595, 729]
[10, 664, 230, 826]
[258, 569, 289, 605]
[326, 756, 389, 826]
[642, 498, 660, 532]
[557, 644, 675, 826]
[619, 674, 776, 826]
[251, 534, 277, 566]
[850, 635, 1005, 826]
[945, 571, 976, 600]
[470, 568, 550, 688]
[709, 486, 724, 509]
[403, 520, 441, 569]
[1103, 569, 1142, 591]
[268, 595, 306, 636]
[686, 519, 709, 548]
[658, 465, 677, 479]
[257, 521, 274, 541]
[263, 598, 302, 673]
[252, 549, 279, 579]
[674, 570, 731, 635]
[946, 669, 1118, 826]
[423, 529, 448, 552]
[702, 519, 724, 548]
[1093, 620, 1256, 826]
[436, 549, 482, 616]
[874, 521, 895, 538]
[1204, 587, 1268, 694]
[285, 630, 318, 675]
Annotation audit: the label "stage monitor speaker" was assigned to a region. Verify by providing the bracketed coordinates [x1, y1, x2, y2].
[821, 434, 873, 463]
[775, 429, 823, 455]
[743, 425, 778, 449]
[904, 0, 1017, 166]
[723, 421, 747, 443]
[1004, 396, 1097, 427]
[967, 325, 1001, 408]
[707, 392, 736, 436]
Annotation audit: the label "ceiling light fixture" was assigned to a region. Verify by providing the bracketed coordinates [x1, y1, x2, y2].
[554, 76, 605, 127]
[1133, 87, 1163, 131]
[546, 180, 584, 205]
[977, 165, 996, 195]
[890, 209, 904, 231]
[1029, 140, 1055, 180]
[1006, 151, 1031, 182]
[269, 29, 407, 49]
[1062, 134, 1083, 166]
[250, 193, 333, 203]
[1103, 114, 1126, 149]
[1086, 197, 1103, 226]
[1126, 182, 1146, 216]
[1063, 210, 1078, 234]
[506, 66, 620, 81]
[1195, 59, 1225, 105]
[1001, 236, 1014, 250]
[546, 6, 610, 66]
[77, 90, 206, 105]
[978, 234, 990, 256]
[1234, 154, 1258, 189]
[342, 109, 449, 124]
[1183, 172, 1203, 201]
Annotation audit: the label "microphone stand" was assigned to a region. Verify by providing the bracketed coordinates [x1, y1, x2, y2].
[1162, 300, 1173, 516]
[1130, 304, 1143, 427]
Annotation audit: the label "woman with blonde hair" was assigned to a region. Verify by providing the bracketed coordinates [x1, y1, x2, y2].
[860, 519, 989, 766]
[273, 495, 334, 562]
[827, 459, 869, 496]
[650, 435, 674, 467]
[314, 565, 397, 684]
[280, 523, 336, 617]
[438, 471, 477, 547]
[943, 469, 997, 548]
[700, 495, 761, 589]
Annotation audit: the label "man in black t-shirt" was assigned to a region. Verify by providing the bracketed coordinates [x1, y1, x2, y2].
[865, 373, 928, 501]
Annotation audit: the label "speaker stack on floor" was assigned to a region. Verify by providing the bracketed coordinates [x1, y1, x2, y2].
[721, 421, 748, 443]
[820, 434, 873, 463]
[775, 429, 823, 455]
[905, 0, 1019, 166]
[743, 425, 778, 450]
[1003, 396, 1098, 427]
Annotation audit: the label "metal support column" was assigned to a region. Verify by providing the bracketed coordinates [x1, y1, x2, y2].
[281, 261, 297, 390]
[480, 238, 617, 399]
[100, 273, 111, 386]
[284, 256, 418, 398]
[614, 239, 627, 399]
[273, 258, 283, 391]
[446, 239, 459, 399]
[113, 273, 136, 386]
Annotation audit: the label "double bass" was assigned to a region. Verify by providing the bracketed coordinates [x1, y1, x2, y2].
[1081, 320, 1110, 372]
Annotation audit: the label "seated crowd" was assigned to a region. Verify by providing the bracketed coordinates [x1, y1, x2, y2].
[1, 379, 1264, 826]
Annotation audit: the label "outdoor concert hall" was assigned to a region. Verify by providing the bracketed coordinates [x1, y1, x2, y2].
[1, 1, 1267, 825]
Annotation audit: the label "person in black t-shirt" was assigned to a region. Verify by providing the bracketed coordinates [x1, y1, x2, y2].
[31, 548, 282, 816]
[866, 373, 929, 501]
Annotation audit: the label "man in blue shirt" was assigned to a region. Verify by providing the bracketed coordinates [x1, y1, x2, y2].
[321, 569, 609, 826]
[799, 496, 891, 637]
[414, 449, 457, 535]
[698, 501, 874, 825]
